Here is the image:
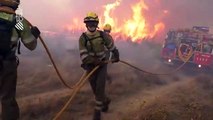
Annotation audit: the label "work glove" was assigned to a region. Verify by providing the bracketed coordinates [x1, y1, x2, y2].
[93, 58, 106, 67]
[112, 49, 120, 63]
[81, 63, 94, 71]
[81, 56, 103, 70]
[31, 26, 40, 39]
[83, 56, 102, 65]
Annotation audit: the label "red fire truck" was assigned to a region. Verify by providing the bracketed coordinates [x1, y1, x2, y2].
[161, 26, 213, 68]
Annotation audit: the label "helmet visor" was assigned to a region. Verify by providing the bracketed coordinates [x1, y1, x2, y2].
[85, 21, 98, 28]
[104, 30, 111, 33]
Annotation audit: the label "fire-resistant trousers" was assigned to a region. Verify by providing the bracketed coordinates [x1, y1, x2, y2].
[0, 59, 19, 120]
[88, 64, 107, 103]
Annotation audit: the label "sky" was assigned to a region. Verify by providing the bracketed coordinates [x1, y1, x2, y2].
[20, 0, 113, 30]
[20, 0, 213, 33]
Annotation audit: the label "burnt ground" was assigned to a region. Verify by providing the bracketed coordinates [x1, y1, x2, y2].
[0, 40, 212, 120]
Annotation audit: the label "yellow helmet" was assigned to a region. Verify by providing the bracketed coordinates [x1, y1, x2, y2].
[0, 0, 20, 10]
[103, 24, 112, 32]
[84, 12, 99, 23]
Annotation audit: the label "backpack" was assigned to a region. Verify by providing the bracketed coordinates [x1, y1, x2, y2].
[82, 30, 105, 53]
[0, 14, 16, 57]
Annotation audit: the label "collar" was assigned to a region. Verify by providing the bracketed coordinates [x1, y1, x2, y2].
[86, 30, 98, 36]
[0, 6, 15, 14]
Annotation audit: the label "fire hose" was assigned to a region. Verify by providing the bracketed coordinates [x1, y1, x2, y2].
[23, 19, 194, 120]
[39, 36, 193, 119]
[0, 9, 194, 120]
[52, 58, 193, 120]
[52, 65, 100, 120]
[27, 21, 193, 120]
[21, 15, 193, 88]
[24, 30, 188, 90]
[36, 35, 193, 120]
[52, 55, 194, 120]
[38, 34, 192, 89]
[0, 4, 193, 84]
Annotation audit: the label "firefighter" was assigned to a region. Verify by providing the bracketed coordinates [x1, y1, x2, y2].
[0, 0, 40, 120]
[103, 24, 113, 84]
[79, 12, 119, 120]
[103, 24, 114, 49]
[103, 24, 111, 34]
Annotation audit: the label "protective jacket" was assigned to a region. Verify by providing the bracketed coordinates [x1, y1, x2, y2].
[0, 7, 38, 120]
[79, 30, 116, 64]
[0, 11, 37, 54]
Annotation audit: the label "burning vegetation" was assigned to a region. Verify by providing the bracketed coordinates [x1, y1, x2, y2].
[64, 0, 165, 43]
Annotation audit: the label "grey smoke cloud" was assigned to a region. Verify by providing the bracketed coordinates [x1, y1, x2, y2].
[20, 0, 213, 33]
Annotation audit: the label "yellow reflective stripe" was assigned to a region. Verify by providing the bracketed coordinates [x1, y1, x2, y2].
[80, 49, 88, 54]
[108, 52, 113, 61]
[95, 100, 103, 105]
[89, 51, 105, 56]
[95, 106, 102, 110]
[88, 53, 105, 60]
[95, 100, 103, 110]
[80, 54, 89, 60]
[99, 54, 106, 60]
[0, 12, 14, 21]
[107, 42, 113, 48]
[96, 51, 105, 56]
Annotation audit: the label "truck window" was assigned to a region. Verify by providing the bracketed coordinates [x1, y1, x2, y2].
[203, 44, 212, 53]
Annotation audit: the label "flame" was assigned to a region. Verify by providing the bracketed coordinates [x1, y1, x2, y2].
[64, 17, 85, 32]
[103, 0, 121, 31]
[65, 0, 166, 43]
[122, 1, 149, 42]
[102, 0, 165, 42]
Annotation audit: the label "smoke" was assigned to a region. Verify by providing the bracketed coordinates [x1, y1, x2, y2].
[18, 0, 212, 43]
[20, 0, 112, 31]
[158, 0, 213, 29]
[18, 0, 213, 68]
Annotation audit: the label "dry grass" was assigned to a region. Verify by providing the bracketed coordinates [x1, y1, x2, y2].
[122, 75, 213, 120]
[1, 40, 212, 120]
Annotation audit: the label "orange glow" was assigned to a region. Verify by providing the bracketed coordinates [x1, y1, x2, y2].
[163, 10, 169, 14]
[103, 0, 121, 32]
[65, 0, 166, 43]
[122, 1, 149, 42]
[64, 18, 85, 32]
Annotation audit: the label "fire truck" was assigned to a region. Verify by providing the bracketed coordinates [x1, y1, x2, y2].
[161, 26, 213, 68]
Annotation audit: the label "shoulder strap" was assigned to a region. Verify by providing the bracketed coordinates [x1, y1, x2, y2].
[82, 32, 105, 56]
[99, 30, 107, 44]
[82, 32, 104, 47]
[17, 39, 21, 54]
[82, 32, 96, 54]
[0, 16, 15, 57]
[99, 30, 104, 39]
[14, 27, 22, 54]
[82, 32, 89, 47]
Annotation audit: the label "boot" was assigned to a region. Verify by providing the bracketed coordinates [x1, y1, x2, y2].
[93, 110, 101, 120]
[102, 98, 111, 112]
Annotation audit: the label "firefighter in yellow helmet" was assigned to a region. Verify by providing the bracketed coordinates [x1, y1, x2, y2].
[79, 12, 119, 120]
[103, 23, 114, 84]
[0, 0, 40, 120]
[103, 24, 112, 34]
